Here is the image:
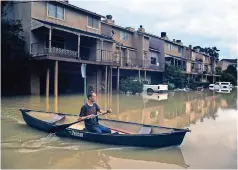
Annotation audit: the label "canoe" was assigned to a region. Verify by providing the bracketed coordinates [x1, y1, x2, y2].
[19, 109, 191, 148]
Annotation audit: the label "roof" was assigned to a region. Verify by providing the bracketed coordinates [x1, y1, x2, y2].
[32, 18, 114, 42]
[220, 59, 237, 63]
[101, 21, 135, 33]
[56, 1, 105, 18]
[138, 31, 185, 47]
[163, 38, 184, 47]
[137, 31, 163, 40]
[192, 49, 210, 58]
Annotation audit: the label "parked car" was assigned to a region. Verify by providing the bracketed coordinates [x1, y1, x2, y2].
[214, 82, 233, 91]
[209, 84, 215, 90]
[143, 84, 168, 93]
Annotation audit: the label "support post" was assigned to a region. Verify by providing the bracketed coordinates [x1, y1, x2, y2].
[119, 45, 122, 66]
[126, 48, 129, 65]
[49, 27, 52, 53]
[46, 68, 50, 97]
[107, 66, 110, 108]
[54, 60, 58, 97]
[77, 34, 80, 59]
[101, 39, 104, 61]
[105, 66, 108, 94]
[144, 70, 147, 81]
[139, 70, 141, 81]
[110, 67, 113, 106]
[117, 67, 120, 92]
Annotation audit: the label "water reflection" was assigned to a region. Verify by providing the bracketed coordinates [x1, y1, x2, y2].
[1, 90, 237, 169]
[49, 146, 189, 169]
[42, 90, 237, 129]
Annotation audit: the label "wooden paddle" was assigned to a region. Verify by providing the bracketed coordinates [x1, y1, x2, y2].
[50, 111, 108, 133]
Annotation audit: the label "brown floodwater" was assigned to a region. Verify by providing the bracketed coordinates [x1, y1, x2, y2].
[1, 90, 237, 169]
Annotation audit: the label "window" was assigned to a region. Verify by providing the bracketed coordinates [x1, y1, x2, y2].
[168, 44, 173, 51]
[178, 47, 183, 53]
[87, 16, 99, 29]
[151, 57, 156, 64]
[120, 31, 128, 41]
[48, 3, 64, 20]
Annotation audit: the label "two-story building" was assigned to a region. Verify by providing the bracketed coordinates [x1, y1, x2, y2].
[7, 1, 122, 95]
[217, 59, 237, 71]
[6, 1, 166, 96]
[101, 17, 165, 85]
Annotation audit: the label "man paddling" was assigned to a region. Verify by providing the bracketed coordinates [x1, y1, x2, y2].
[78, 91, 112, 133]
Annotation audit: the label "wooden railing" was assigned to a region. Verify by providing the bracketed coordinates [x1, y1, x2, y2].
[30, 42, 164, 70]
[31, 42, 118, 65]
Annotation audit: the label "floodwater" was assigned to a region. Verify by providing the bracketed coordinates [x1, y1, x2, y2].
[1, 90, 237, 169]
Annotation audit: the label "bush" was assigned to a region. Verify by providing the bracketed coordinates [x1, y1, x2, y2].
[120, 77, 143, 94]
[221, 73, 237, 85]
[168, 83, 175, 90]
[215, 67, 222, 75]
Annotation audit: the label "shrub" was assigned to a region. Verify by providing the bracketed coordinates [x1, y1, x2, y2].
[168, 83, 175, 90]
[120, 77, 143, 94]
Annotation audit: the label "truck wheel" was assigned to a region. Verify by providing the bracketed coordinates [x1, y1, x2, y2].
[147, 88, 154, 93]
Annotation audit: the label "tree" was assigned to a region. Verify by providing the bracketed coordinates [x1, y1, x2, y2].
[1, 2, 28, 70]
[226, 65, 237, 77]
[1, 1, 30, 95]
[220, 65, 237, 85]
[203, 47, 220, 74]
[164, 65, 186, 88]
[215, 67, 222, 75]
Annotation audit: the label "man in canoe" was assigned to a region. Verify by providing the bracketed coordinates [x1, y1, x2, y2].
[78, 91, 112, 133]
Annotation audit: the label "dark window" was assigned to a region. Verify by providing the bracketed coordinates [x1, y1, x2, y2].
[151, 57, 156, 64]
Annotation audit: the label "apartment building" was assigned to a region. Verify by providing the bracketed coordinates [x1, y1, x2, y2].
[217, 59, 237, 71]
[6, 0, 221, 95]
[191, 47, 213, 75]
[6, 1, 166, 95]
[161, 32, 186, 72]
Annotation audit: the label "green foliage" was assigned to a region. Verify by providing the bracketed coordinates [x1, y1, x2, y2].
[1, 1, 30, 95]
[226, 65, 237, 76]
[221, 73, 236, 85]
[220, 65, 237, 85]
[168, 83, 175, 90]
[202, 47, 220, 73]
[215, 67, 222, 75]
[164, 65, 186, 88]
[119, 77, 143, 94]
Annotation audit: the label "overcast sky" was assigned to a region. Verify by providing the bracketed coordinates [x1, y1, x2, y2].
[70, 0, 238, 59]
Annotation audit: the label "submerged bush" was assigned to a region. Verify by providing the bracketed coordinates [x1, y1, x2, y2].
[120, 77, 143, 94]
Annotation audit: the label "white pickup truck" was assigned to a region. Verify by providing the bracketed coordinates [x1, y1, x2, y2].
[143, 84, 168, 93]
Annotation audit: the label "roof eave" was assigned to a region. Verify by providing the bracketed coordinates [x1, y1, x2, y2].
[57, 1, 105, 18]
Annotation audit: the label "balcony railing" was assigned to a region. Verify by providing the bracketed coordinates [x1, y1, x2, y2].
[31, 42, 118, 65]
[121, 58, 164, 71]
[30, 42, 164, 71]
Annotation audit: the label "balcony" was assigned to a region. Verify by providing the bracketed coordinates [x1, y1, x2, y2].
[121, 58, 164, 71]
[31, 42, 119, 66]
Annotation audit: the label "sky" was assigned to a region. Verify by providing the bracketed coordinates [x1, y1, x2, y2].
[70, 0, 238, 59]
